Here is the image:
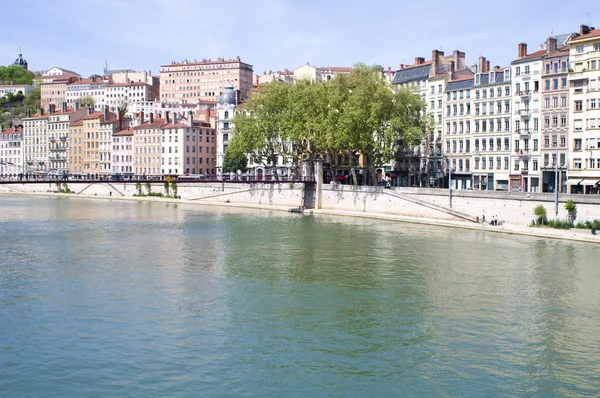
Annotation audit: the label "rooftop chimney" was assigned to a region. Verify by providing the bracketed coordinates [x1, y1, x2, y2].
[399, 64, 404, 70]
[430, 49, 443, 77]
[103, 105, 109, 122]
[139, 111, 144, 124]
[478, 56, 487, 74]
[546, 36, 558, 55]
[61, 102, 67, 113]
[486, 61, 491, 73]
[518, 43, 528, 58]
[415, 57, 425, 66]
[165, 111, 170, 124]
[580, 24, 591, 35]
[48, 104, 56, 114]
[187, 110, 193, 127]
[150, 113, 154, 124]
[117, 110, 123, 131]
[75, 102, 80, 111]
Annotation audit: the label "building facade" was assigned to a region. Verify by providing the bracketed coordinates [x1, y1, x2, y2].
[66, 77, 109, 110]
[0, 84, 33, 97]
[47, 103, 88, 175]
[510, 43, 544, 192]
[23, 112, 49, 174]
[540, 38, 570, 193]
[159, 57, 253, 104]
[0, 126, 23, 176]
[40, 67, 81, 110]
[567, 25, 600, 194]
[133, 114, 165, 176]
[112, 127, 134, 175]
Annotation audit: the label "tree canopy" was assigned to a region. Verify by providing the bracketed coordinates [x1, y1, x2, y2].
[0, 65, 34, 85]
[229, 64, 427, 185]
[223, 149, 248, 173]
[77, 96, 95, 106]
[23, 86, 40, 111]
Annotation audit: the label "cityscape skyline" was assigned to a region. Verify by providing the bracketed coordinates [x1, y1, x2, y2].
[1, 0, 598, 77]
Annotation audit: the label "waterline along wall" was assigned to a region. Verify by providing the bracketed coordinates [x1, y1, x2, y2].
[1, 180, 600, 226]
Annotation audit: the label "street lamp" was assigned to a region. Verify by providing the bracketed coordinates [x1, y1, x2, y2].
[447, 157, 452, 208]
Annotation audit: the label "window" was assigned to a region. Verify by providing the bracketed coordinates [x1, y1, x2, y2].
[595, 43, 600, 51]
[577, 45, 584, 53]
[575, 100, 583, 111]
[574, 138, 582, 150]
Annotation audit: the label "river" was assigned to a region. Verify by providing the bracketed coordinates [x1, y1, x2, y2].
[1, 196, 599, 397]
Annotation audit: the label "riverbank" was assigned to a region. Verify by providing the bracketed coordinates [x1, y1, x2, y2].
[3, 190, 599, 245]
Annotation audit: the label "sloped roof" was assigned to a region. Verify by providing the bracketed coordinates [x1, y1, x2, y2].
[446, 77, 474, 91]
[512, 49, 546, 64]
[392, 64, 432, 85]
[570, 29, 600, 42]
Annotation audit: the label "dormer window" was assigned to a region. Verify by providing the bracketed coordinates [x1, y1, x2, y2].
[474, 73, 481, 85]
[504, 69, 511, 81]
[490, 71, 496, 83]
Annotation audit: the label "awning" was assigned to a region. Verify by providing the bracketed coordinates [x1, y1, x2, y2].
[567, 178, 600, 185]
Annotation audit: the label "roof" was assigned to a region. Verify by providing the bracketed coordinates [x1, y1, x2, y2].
[108, 82, 151, 88]
[512, 49, 546, 64]
[446, 77, 474, 91]
[68, 78, 108, 86]
[392, 63, 432, 85]
[555, 33, 574, 45]
[317, 66, 352, 73]
[103, 69, 136, 77]
[114, 127, 134, 136]
[0, 127, 23, 135]
[133, 118, 167, 129]
[545, 46, 570, 59]
[70, 119, 84, 126]
[161, 122, 190, 129]
[478, 69, 510, 87]
[570, 28, 600, 42]
[161, 58, 250, 68]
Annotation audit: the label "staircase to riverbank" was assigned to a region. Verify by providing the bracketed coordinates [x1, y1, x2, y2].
[383, 190, 478, 223]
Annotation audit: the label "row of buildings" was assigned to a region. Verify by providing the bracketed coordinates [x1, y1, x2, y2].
[390, 25, 600, 194]
[2, 24, 600, 193]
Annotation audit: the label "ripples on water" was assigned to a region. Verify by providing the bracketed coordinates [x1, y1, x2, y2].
[1, 196, 599, 397]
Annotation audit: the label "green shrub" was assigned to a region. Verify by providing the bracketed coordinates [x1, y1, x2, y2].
[564, 199, 576, 213]
[547, 219, 573, 229]
[533, 204, 547, 225]
[575, 221, 586, 229]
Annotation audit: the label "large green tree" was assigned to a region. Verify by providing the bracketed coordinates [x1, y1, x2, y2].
[223, 149, 248, 173]
[77, 96, 95, 106]
[229, 64, 426, 185]
[0, 65, 34, 85]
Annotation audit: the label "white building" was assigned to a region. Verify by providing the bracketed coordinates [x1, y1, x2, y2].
[215, 86, 238, 175]
[23, 112, 49, 174]
[105, 82, 156, 114]
[112, 127, 134, 175]
[567, 25, 600, 194]
[0, 84, 33, 97]
[66, 76, 109, 111]
[510, 43, 544, 192]
[0, 126, 23, 176]
[293, 63, 352, 82]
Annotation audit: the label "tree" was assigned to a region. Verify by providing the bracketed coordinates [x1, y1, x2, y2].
[223, 149, 248, 173]
[0, 65, 34, 85]
[229, 80, 291, 180]
[23, 86, 40, 112]
[534, 204, 547, 225]
[77, 96, 95, 106]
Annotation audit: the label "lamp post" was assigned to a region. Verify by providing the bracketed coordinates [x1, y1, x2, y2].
[448, 157, 452, 208]
[554, 146, 558, 216]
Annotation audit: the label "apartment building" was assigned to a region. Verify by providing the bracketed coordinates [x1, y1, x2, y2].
[160, 112, 215, 176]
[472, 60, 513, 191]
[99, 110, 118, 176]
[391, 49, 468, 187]
[445, 75, 474, 189]
[256, 69, 295, 85]
[69, 119, 84, 174]
[540, 37, 570, 193]
[511, 43, 544, 192]
[216, 85, 238, 174]
[47, 103, 88, 175]
[160, 57, 253, 104]
[105, 82, 156, 114]
[0, 126, 23, 176]
[40, 67, 81, 109]
[133, 113, 165, 176]
[112, 127, 134, 175]
[23, 111, 49, 174]
[66, 76, 110, 110]
[567, 25, 600, 194]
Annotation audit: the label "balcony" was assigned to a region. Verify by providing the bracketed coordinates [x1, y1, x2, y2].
[515, 109, 531, 117]
[516, 149, 531, 158]
[521, 169, 529, 175]
[569, 71, 589, 81]
[519, 90, 531, 98]
[521, 72, 531, 80]
[574, 88, 584, 94]
[518, 128, 531, 136]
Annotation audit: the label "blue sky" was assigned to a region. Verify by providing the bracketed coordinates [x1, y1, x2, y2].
[1, 0, 597, 77]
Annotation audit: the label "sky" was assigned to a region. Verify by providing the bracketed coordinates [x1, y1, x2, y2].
[1, 0, 598, 77]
